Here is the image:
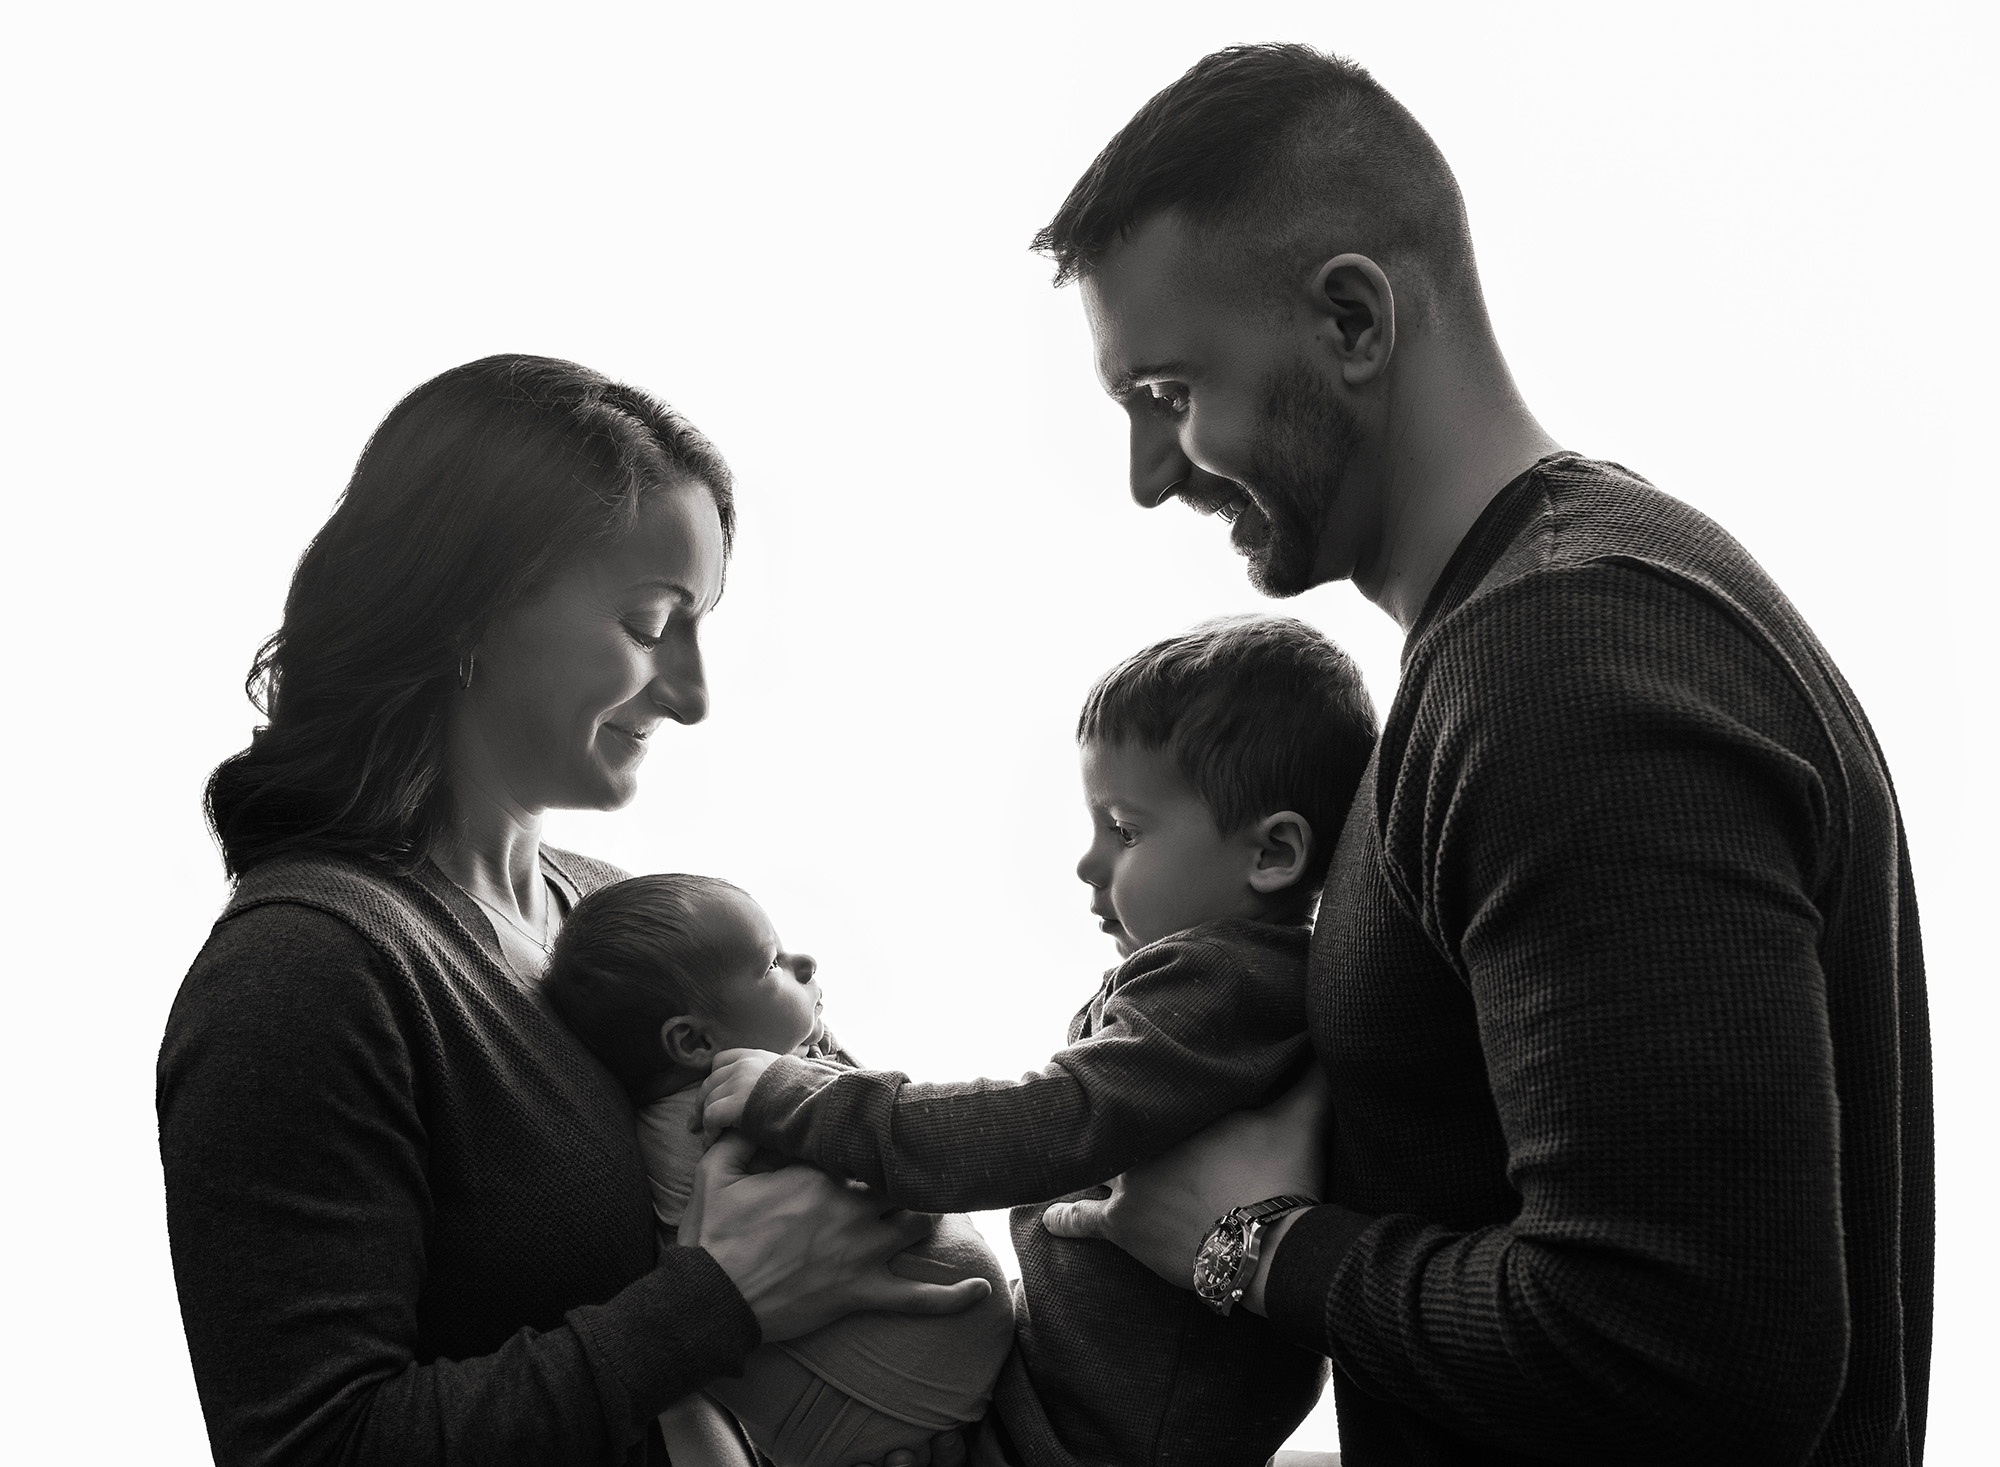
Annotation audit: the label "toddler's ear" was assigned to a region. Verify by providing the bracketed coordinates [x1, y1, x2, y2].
[1247, 811, 1313, 895]
[659, 1016, 717, 1070]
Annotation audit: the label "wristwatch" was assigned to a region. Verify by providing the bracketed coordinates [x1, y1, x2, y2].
[1192, 1194, 1315, 1316]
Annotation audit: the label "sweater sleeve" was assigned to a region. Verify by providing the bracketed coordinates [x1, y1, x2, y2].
[738, 928, 1309, 1213]
[1265, 564, 1850, 1464]
[157, 904, 759, 1467]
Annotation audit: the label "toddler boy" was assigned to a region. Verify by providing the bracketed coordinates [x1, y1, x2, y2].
[699, 616, 1378, 1467]
[545, 874, 1017, 1467]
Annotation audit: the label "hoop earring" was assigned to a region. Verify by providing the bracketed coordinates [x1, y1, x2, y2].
[458, 651, 477, 691]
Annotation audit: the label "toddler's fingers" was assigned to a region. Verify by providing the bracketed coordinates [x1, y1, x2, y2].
[701, 1094, 746, 1141]
[1041, 1196, 1114, 1240]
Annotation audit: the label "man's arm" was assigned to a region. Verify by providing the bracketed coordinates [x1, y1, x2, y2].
[704, 929, 1310, 1214]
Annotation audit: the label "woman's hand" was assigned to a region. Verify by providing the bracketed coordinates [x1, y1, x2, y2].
[696, 1047, 780, 1140]
[1041, 1064, 1328, 1306]
[683, 1133, 991, 1342]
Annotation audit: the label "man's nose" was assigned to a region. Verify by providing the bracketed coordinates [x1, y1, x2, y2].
[1129, 415, 1192, 508]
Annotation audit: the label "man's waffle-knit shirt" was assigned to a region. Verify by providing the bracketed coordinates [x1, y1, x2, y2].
[738, 918, 1329, 1467]
[1265, 455, 1933, 1465]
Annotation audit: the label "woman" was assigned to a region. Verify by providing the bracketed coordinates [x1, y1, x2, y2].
[157, 355, 985, 1466]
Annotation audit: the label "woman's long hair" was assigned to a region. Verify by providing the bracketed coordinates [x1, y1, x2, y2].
[206, 354, 736, 878]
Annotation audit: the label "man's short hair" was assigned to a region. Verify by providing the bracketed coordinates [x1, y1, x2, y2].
[1077, 616, 1378, 911]
[1032, 43, 1476, 314]
[544, 873, 745, 1093]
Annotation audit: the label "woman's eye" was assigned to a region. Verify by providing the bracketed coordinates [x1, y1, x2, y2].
[1147, 382, 1190, 416]
[623, 623, 665, 650]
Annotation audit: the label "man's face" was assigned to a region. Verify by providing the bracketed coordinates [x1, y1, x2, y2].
[1081, 213, 1368, 597]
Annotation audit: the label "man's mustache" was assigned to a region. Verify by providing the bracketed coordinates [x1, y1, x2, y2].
[1175, 475, 1249, 522]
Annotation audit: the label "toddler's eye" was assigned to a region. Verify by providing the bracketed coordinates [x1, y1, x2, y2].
[1115, 823, 1139, 848]
[1148, 381, 1190, 416]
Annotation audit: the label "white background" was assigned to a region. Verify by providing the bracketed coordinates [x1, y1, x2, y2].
[3, 1, 1991, 1458]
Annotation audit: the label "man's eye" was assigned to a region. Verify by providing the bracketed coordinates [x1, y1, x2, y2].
[1147, 382, 1190, 415]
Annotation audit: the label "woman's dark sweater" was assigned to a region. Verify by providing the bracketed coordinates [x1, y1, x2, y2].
[157, 847, 760, 1467]
[1265, 456, 1932, 1465]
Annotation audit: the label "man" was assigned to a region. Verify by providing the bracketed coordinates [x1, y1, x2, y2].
[1036, 44, 1931, 1466]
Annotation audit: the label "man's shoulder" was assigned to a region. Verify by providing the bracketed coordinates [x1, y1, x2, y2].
[1446, 455, 1805, 654]
[1408, 457, 1836, 722]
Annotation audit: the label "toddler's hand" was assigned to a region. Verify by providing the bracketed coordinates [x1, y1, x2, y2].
[696, 1047, 780, 1141]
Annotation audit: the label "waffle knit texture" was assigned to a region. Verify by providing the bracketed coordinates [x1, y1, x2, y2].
[740, 918, 1330, 1467]
[157, 847, 762, 1466]
[1264, 454, 1933, 1465]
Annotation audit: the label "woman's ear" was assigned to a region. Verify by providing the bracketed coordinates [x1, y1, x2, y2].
[659, 1016, 717, 1071]
[1308, 253, 1395, 387]
[1246, 811, 1314, 897]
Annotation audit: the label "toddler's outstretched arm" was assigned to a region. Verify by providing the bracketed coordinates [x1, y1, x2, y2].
[697, 924, 1310, 1214]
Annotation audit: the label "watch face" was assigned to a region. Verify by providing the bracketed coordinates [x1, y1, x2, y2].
[1193, 1222, 1250, 1301]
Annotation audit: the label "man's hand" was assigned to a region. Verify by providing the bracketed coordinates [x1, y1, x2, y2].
[695, 1047, 781, 1140]
[1041, 1064, 1328, 1309]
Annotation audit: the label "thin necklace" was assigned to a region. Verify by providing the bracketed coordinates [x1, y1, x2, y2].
[460, 879, 556, 955]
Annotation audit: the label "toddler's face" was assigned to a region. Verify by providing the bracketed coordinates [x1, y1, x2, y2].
[1076, 739, 1268, 957]
[690, 889, 824, 1056]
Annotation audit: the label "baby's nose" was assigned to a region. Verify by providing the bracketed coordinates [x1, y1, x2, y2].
[787, 953, 818, 984]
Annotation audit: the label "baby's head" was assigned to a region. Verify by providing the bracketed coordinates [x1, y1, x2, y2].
[1075, 616, 1377, 956]
[544, 874, 823, 1099]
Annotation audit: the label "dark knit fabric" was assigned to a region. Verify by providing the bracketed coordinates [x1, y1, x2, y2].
[157, 847, 762, 1467]
[741, 918, 1329, 1467]
[1263, 455, 1933, 1466]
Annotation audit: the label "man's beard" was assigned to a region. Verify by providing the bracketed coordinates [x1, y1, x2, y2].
[1226, 356, 1361, 598]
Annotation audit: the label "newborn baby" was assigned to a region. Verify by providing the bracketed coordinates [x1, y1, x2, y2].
[544, 873, 1014, 1467]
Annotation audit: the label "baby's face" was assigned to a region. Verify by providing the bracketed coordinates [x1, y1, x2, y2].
[1076, 739, 1268, 957]
[691, 888, 824, 1056]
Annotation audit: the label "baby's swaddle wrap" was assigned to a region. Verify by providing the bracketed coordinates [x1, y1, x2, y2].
[637, 1089, 1015, 1467]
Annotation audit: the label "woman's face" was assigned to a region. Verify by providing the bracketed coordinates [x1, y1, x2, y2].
[451, 478, 726, 814]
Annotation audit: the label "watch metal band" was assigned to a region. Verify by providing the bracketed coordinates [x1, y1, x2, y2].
[1195, 1193, 1318, 1316]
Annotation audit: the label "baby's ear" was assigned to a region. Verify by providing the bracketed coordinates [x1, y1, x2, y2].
[1247, 811, 1313, 895]
[659, 1016, 716, 1069]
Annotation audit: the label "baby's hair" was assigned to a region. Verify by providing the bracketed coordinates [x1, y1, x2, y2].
[544, 872, 748, 1094]
[1077, 616, 1378, 914]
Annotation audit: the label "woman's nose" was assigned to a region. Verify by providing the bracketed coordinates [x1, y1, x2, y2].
[648, 631, 709, 725]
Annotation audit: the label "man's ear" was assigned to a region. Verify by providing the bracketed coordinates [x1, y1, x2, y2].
[1308, 253, 1395, 387]
[1246, 811, 1314, 897]
[659, 1016, 717, 1071]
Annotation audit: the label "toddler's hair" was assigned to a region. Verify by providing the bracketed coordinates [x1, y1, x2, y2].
[544, 872, 747, 1093]
[1077, 616, 1377, 912]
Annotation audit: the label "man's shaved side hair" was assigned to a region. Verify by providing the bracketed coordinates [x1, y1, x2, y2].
[1032, 43, 1479, 318]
